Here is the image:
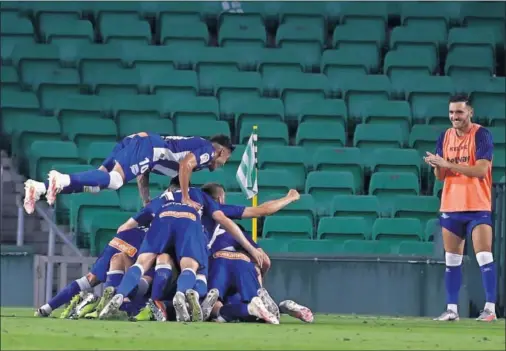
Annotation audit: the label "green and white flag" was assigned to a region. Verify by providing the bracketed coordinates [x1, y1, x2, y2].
[236, 133, 258, 199]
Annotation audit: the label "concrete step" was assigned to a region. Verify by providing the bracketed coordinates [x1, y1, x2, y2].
[2, 216, 39, 233]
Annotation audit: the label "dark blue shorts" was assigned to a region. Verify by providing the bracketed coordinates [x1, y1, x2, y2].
[439, 211, 493, 238]
[139, 210, 208, 271]
[208, 251, 260, 303]
[90, 228, 146, 282]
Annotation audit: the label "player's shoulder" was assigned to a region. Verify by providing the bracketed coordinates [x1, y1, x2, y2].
[474, 124, 492, 138]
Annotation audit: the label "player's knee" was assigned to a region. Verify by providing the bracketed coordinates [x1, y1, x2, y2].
[476, 251, 494, 267]
[76, 275, 92, 290]
[156, 253, 171, 265]
[445, 252, 463, 267]
[107, 170, 124, 190]
[137, 253, 156, 269]
[180, 257, 198, 271]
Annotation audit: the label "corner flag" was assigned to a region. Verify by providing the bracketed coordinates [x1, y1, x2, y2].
[236, 131, 258, 200]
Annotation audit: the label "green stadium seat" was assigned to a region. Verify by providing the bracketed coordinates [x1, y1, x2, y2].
[190, 169, 229, 190]
[240, 121, 289, 149]
[461, 2, 506, 48]
[52, 94, 109, 120]
[425, 218, 440, 242]
[314, 147, 364, 193]
[0, 65, 19, 91]
[201, 71, 261, 99]
[445, 47, 494, 90]
[1, 90, 39, 117]
[89, 211, 133, 256]
[61, 117, 117, 159]
[296, 99, 347, 126]
[39, 13, 94, 44]
[384, 49, 436, 86]
[353, 124, 404, 161]
[7, 115, 61, 159]
[493, 154, 506, 183]
[276, 22, 324, 68]
[396, 76, 454, 120]
[258, 239, 290, 254]
[317, 217, 370, 242]
[409, 125, 446, 159]
[447, 27, 496, 56]
[69, 191, 120, 239]
[389, 26, 446, 59]
[471, 78, 506, 126]
[170, 96, 220, 124]
[262, 193, 316, 224]
[177, 119, 230, 139]
[219, 15, 266, 48]
[117, 118, 174, 141]
[369, 172, 420, 209]
[333, 23, 384, 51]
[343, 240, 393, 255]
[99, 13, 152, 46]
[76, 43, 127, 71]
[81, 63, 140, 96]
[372, 218, 424, 243]
[391, 195, 439, 228]
[29, 68, 82, 110]
[398, 242, 434, 256]
[222, 97, 284, 130]
[360, 100, 412, 137]
[222, 145, 246, 191]
[400, 2, 454, 31]
[197, 63, 239, 92]
[27, 140, 80, 180]
[415, 101, 449, 126]
[258, 169, 299, 199]
[433, 180, 443, 198]
[368, 149, 421, 179]
[262, 216, 313, 239]
[337, 75, 391, 118]
[322, 47, 380, 80]
[339, 1, 389, 26]
[287, 239, 344, 255]
[118, 185, 143, 212]
[153, 70, 199, 101]
[296, 122, 346, 163]
[490, 127, 506, 148]
[1, 12, 34, 36]
[160, 13, 208, 46]
[331, 195, 380, 224]
[277, 1, 326, 25]
[259, 146, 306, 190]
[306, 171, 356, 213]
[85, 141, 116, 168]
[263, 73, 328, 120]
[112, 95, 165, 123]
[260, 47, 320, 73]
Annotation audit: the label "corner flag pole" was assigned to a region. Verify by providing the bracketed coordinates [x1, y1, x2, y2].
[252, 125, 258, 242]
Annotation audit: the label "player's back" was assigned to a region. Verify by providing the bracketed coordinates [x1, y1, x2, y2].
[157, 187, 218, 222]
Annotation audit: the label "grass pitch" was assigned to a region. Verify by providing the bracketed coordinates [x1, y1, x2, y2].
[1, 307, 504, 350]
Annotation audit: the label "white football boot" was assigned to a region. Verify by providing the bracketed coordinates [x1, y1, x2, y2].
[279, 300, 314, 323]
[248, 297, 279, 325]
[23, 180, 46, 214]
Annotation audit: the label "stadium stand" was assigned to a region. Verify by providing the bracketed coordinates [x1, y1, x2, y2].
[1, 1, 504, 256]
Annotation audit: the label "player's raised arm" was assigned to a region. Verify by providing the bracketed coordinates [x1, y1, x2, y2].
[136, 172, 151, 206]
[178, 152, 202, 210]
[242, 189, 300, 218]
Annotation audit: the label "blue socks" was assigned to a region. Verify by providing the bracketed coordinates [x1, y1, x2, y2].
[44, 180, 84, 195]
[152, 264, 173, 301]
[177, 269, 196, 294]
[116, 264, 143, 297]
[47, 277, 91, 310]
[69, 169, 110, 189]
[445, 265, 462, 306]
[480, 262, 497, 305]
[104, 271, 124, 289]
[219, 303, 251, 322]
[194, 277, 207, 299]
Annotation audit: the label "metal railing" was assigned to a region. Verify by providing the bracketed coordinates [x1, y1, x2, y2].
[15, 195, 83, 303]
[1, 164, 4, 236]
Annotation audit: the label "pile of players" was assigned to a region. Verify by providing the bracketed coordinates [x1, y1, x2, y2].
[28, 132, 313, 324]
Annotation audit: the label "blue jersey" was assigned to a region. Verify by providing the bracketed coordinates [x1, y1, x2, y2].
[207, 204, 258, 254]
[109, 133, 215, 182]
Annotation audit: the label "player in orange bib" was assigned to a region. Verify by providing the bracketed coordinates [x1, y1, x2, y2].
[424, 94, 496, 322]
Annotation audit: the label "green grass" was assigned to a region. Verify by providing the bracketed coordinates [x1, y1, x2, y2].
[1, 308, 504, 350]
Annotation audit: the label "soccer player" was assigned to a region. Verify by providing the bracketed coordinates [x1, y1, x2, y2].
[424, 94, 497, 322]
[23, 133, 234, 213]
[98, 186, 264, 322]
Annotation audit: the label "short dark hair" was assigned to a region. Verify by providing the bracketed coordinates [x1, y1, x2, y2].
[210, 134, 235, 153]
[201, 182, 225, 200]
[449, 94, 471, 106]
[169, 176, 191, 188]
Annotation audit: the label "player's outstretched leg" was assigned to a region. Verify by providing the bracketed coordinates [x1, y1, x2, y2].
[98, 287, 123, 320]
[217, 298, 279, 324]
[201, 288, 219, 321]
[257, 288, 280, 319]
[76, 293, 99, 319]
[23, 180, 46, 214]
[279, 300, 314, 323]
